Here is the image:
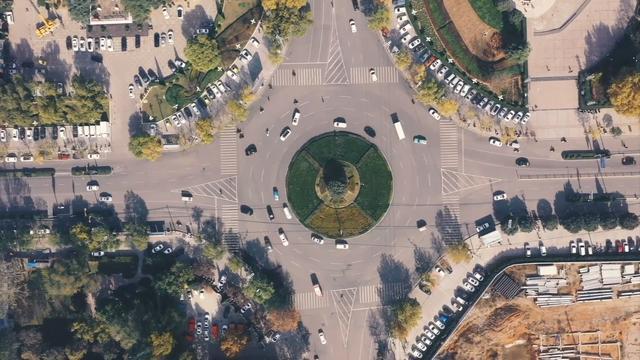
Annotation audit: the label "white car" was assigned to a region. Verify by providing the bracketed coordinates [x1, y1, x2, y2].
[280, 127, 292, 141]
[401, 34, 411, 43]
[191, 103, 200, 117]
[160, 33, 167, 47]
[505, 110, 516, 121]
[434, 265, 445, 277]
[0, 129, 5, 142]
[128, 84, 135, 98]
[318, 329, 327, 344]
[91, 251, 105, 257]
[79, 37, 86, 51]
[250, 37, 260, 48]
[395, 6, 406, 14]
[462, 281, 475, 292]
[99, 37, 106, 50]
[226, 69, 239, 81]
[452, 302, 463, 312]
[4, 154, 18, 163]
[433, 320, 445, 330]
[240, 49, 253, 63]
[99, 194, 113, 202]
[411, 350, 423, 359]
[88, 152, 100, 159]
[408, 38, 422, 49]
[570, 240, 577, 254]
[397, 14, 408, 23]
[438, 66, 450, 77]
[370, 68, 377, 82]
[520, 112, 531, 124]
[416, 342, 427, 351]
[488, 138, 503, 147]
[493, 192, 507, 201]
[106, 36, 113, 51]
[278, 229, 289, 246]
[162, 6, 169, 19]
[152, 244, 164, 254]
[540, 244, 547, 256]
[429, 59, 442, 71]
[428, 108, 441, 120]
[399, 24, 413, 34]
[21, 154, 34, 162]
[311, 234, 324, 245]
[428, 323, 440, 335]
[423, 330, 435, 340]
[460, 84, 471, 97]
[454, 81, 464, 94]
[420, 336, 432, 346]
[292, 110, 301, 126]
[167, 30, 174, 44]
[86, 184, 99, 191]
[349, 19, 357, 33]
[72, 36, 79, 51]
[215, 80, 227, 93]
[468, 276, 480, 287]
[209, 85, 222, 98]
[333, 119, 347, 128]
[513, 111, 524, 123]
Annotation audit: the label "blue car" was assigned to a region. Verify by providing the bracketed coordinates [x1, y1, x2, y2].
[273, 187, 280, 201]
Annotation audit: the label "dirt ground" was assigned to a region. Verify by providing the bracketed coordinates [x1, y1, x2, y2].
[442, 0, 505, 62]
[441, 265, 640, 360]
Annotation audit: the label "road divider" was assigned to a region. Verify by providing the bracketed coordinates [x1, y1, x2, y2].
[71, 166, 113, 176]
[0, 168, 55, 178]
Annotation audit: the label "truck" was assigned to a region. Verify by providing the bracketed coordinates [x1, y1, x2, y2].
[391, 113, 405, 140]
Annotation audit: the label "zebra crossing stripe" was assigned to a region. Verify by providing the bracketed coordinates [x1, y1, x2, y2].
[219, 126, 238, 175]
[349, 66, 399, 84]
[272, 68, 323, 86]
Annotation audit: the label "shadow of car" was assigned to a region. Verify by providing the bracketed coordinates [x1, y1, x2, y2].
[240, 205, 254, 215]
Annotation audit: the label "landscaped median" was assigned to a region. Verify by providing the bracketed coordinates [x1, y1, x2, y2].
[71, 166, 113, 176]
[0, 168, 56, 178]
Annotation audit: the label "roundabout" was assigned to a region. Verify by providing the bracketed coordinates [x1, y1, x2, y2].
[286, 132, 392, 238]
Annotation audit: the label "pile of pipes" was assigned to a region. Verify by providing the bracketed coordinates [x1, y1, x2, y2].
[576, 288, 614, 302]
[579, 264, 624, 289]
[618, 289, 640, 299]
[523, 275, 573, 307]
[538, 348, 580, 359]
[622, 264, 640, 284]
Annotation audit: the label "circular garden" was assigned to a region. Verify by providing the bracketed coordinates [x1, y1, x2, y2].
[286, 132, 393, 238]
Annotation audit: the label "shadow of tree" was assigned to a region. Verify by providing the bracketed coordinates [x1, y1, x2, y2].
[377, 254, 411, 305]
[123, 190, 148, 224]
[413, 246, 433, 275]
[536, 199, 553, 219]
[181, 5, 212, 39]
[434, 207, 462, 245]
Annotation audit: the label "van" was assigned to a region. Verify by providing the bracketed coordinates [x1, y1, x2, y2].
[335, 240, 349, 249]
[282, 203, 292, 219]
[455, 296, 466, 305]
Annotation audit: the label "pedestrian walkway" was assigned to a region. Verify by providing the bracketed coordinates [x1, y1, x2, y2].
[359, 282, 411, 304]
[271, 67, 323, 86]
[349, 66, 399, 84]
[220, 203, 240, 252]
[292, 282, 411, 311]
[292, 290, 332, 310]
[440, 120, 460, 170]
[219, 126, 238, 176]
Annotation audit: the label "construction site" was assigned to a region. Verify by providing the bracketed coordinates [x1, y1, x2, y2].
[440, 262, 640, 360]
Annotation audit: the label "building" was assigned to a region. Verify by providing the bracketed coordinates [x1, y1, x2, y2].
[90, 1, 133, 25]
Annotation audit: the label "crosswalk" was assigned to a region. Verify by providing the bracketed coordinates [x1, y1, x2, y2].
[439, 195, 463, 245]
[176, 176, 238, 202]
[292, 282, 410, 311]
[440, 120, 460, 169]
[271, 67, 323, 86]
[219, 126, 238, 176]
[221, 203, 240, 252]
[350, 66, 399, 84]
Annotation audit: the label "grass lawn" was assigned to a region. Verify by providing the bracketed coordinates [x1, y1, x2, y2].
[142, 85, 174, 121]
[307, 205, 341, 238]
[97, 255, 138, 279]
[216, 6, 263, 52]
[218, 0, 260, 32]
[356, 147, 393, 221]
[142, 254, 176, 276]
[468, 0, 504, 31]
[336, 204, 374, 237]
[304, 132, 372, 167]
[286, 152, 322, 221]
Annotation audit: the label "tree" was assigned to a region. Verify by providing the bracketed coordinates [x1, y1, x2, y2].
[121, 0, 164, 22]
[542, 215, 559, 231]
[202, 242, 225, 262]
[245, 276, 275, 304]
[619, 212, 640, 230]
[266, 309, 301, 332]
[195, 119, 215, 144]
[264, 5, 313, 42]
[153, 262, 195, 296]
[150, 332, 175, 357]
[446, 242, 472, 263]
[502, 216, 519, 235]
[38, 258, 96, 298]
[71, 224, 119, 252]
[508, 10, 524, 26]
[394, 50, 413, 71]
[390, 298, 421, 339]
[221, 333, 249, 358]
[262, 0, 307, 11]
[416, 80, 445, 105]
[582, 213, 600, 232]
[437, 99, 460, 117]
[0, 260, 27, 319]
[368, 4, 390, 31]
[599, 212, 618, 230]
[517, 215, 534, 233]
[239, 87, 257, 105]
[184, 35, 222, 73]
[228, 257, 244, 273]
[507, 42, 531, 64]
[129, 135, 162, 160]
[495, 0, 515, 12]
[125, 223, 149, 249]
[608, 73, 640, 116]
[226, 101, 248, 123]
[65, 0, 94, 23]
[560, 214, 584, 233]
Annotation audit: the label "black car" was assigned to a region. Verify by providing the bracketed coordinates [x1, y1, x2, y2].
[134, 75, 143, 88]
[121, 36, 127, 51]
[18, 127, 25, 140]
[138, 67, 151, 84]
[40, 126, 46, 139]
[364, 126, 376, 138]
[240, 205, 254, 215]
[33, 127, 40, 141]
[266, 205, 275, 221]
[153, 32, 160, 48]
[65, 36, 72, 50]
[183, 107, 193, 119]
[147, 69, 158, 82]
[52, 125, 58, 140]
[168, 60, 177, 73]
[515, 157, 530, 167]
[90, 53, 103, 63]
[72, 125, 78, 138]
[245, 144, 257, 156]
[135, 34, 141, 48]
[622, 156, 636, 166]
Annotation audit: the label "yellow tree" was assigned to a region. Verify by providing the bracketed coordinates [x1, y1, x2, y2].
[195, 119, 215, 144]
[447, 242, 472, 263]
[220, 333, 249, 358]
[267, 309, 301, 332]
[437, 99, 459, 117]
[128, 135, 162, 161]
[395, 50, 412, 71]
[226, 101, 248, 123]
[262, 0, 308, 10]
[150, 332, 175, 357]
[608, 73, 640, 116]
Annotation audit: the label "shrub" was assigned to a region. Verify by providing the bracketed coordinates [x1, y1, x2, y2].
[517, 215, 534, 233]
[619, 212, 640, 230]
[542, 215, 559, 231]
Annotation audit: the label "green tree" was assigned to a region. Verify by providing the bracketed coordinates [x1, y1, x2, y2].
[394, 50, 413, 71]
[202, 242, 225, 262]
[495, 0, 515, 12]
[228, 257, 244, 273]
[619, 212, 640, 230]
[121, 0, 164, 22]
[507, 42, 531, 64]
[582, 213, 600, 232]
[153, 262, 195, 296]
[368, 4, 390, 30]
[129, 135, 163, 160]
[599, 212, 618, 230]
[542, 215, 559, 231]
[38, 258, 96, 298]
[125, 223, 149, 249]
[608, 73, 640, 116]
[264, 5, 313, 42]
[245, 276, 275, 304]
[195, 119, 215, 144]
[0, 76, 35, 127]
[390, 298, 421, 339]
[71, 224, 119, 251]
[226, 101, 248, 123]
[184, 35, 222, 73]
[561, 214, 584, 233]
[60, 75, 109, 125]
[416, 80, 445, 106]
[446, 242, 472, 263]
[517, 215, 534, 233]
[150, 332, 175, 357]
[262, 0, 307, 10]
[502, 216, 519, 235]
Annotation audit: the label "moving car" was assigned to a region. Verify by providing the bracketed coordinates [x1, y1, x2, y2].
[292, 110, 301, 125]
[493, 191, 507, 201]
[428, 108, 441, 120]
[264, 236, 273, 252]
[318, 329, 327, 344]
[515, 157, 530, 167]
[128, 84, 135, 98]
[278, 228, 289, 246]
[370, 68, 377, 82]
[280, 127, 292, 141]
[333, 118, 347, 128]
[349, 19, 357, 33]
[272, 187, 280, 201]
[488, 137, 503, 147]
[266, 205, 275, 221]
[413, 135, 427, 144]
[622, 156, 636, 165]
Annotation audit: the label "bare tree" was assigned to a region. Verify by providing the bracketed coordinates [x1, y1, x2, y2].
[0, 259, 28, 318]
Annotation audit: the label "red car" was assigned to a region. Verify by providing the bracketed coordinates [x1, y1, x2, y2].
[211, 324, 220, 340]
[187, 317, 196, 335]
[616, 240, 623, 253]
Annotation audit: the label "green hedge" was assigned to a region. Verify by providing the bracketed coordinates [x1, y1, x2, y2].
[0, 168, 55, 178]
[71, 166, 112, 176]
[468, 0, 505, 31]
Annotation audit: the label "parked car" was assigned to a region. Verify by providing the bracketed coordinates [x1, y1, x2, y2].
[493, 191, 507, 201]
[488, 137, 503, 147]
[428, 108, 441, 120]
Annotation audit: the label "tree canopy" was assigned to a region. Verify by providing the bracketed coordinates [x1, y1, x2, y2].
[262, 0, 307, 11]
[394, 50, 413, 71]
[368, 4, 390, 30]
[150, 332, 175, 357]
[608, 73, 640, 116]
[121, 0, 164, 22]
[416, 80, 445, 105]
[129, 135, 163, 160]
[245, 276, 275, 304]
[71, 223, 120, 252]
[447, 242, 472, 263]
[390, 298, 421, 339]
[220, 333, 249, 358]
[266, 309, 301, 332]
[184, 35, 222, 73]
[153, 262, 195, 296]
[263, 5, 313, 43]
[37, 258, 97, 298]
[195, 119, 215, 144]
